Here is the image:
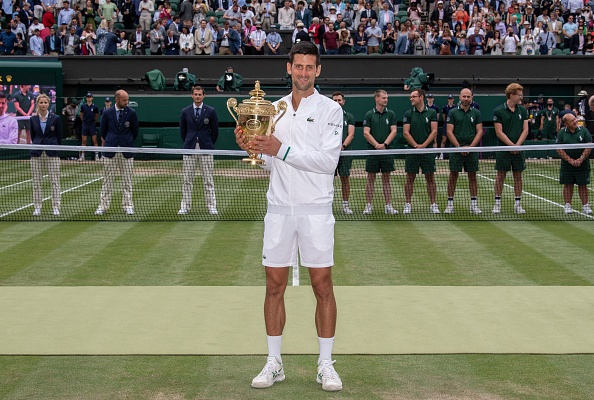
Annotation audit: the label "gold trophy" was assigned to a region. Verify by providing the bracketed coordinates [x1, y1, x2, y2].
[227, 81, 287, 165]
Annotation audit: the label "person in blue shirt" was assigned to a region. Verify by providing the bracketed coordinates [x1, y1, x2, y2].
[0, 25, 18, 55]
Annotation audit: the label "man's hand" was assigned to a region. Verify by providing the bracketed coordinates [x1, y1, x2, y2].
[249, 134, 281, 157]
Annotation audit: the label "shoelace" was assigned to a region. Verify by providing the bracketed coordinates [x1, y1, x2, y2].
[258, 360, 280, 376]
[319, 361, 340, 380]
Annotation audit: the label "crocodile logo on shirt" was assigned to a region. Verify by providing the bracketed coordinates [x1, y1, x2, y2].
[307, 117, 315, 122]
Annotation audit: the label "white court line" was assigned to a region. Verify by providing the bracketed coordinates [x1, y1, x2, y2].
[0, 177, 103, 218]
[292, 262, 300, 286]
[477, 174, 594, 219]
[533, 173, 594, 193]
[0, 175, 48, 191]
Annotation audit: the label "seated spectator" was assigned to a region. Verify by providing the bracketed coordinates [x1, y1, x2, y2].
[117, 31, 130, 52]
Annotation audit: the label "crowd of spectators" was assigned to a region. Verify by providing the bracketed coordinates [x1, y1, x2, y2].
[1, 0, 593, 56]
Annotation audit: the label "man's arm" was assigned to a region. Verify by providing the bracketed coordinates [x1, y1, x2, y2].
[210, 109, 219, 144]
[494, 122, 515, 146]
[9, 118, 19, 144]
[179, 109, 187, 142]
[515, 119, 530, 146]
[446, 122, 460, 147]
[421, 121, 438, 148]
[470, 123, 484, 147]
[343, 123, 355, 149]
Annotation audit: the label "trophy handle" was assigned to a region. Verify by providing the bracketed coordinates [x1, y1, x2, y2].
[270, 101, 288, 136]
[226, 98, 239, 125]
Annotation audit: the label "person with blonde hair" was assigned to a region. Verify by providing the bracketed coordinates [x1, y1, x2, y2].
[30, 94, 62, 216]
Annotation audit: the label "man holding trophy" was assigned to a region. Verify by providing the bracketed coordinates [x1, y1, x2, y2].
[233, 41, 344, 392]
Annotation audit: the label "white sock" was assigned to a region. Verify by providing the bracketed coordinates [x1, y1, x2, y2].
[471, 199, 477, 205]
[343, 200, 349, 207]
[267, 335, 283, 364]
[318, 336, 334, 364]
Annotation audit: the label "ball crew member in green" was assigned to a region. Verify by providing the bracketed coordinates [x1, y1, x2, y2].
[556, 113, 593, 215]
[362, 89, 399, 215]
[445, 88, 484, 215]
[332, 91, 356, 215]
[492, 83, 530, 215]
[402, 88, 440, 214]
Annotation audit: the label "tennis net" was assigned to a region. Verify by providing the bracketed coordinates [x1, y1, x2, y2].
[1, 143, 593, 221]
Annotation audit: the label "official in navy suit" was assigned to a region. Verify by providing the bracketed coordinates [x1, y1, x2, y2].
[179, 86, 219, 215]
[96, 90, 139, 216]
[30, 94, 62, 217]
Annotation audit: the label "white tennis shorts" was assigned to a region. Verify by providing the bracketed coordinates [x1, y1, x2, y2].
[262, 213, 335, 268]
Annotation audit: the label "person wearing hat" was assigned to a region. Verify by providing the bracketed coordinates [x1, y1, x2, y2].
[430, 0, 451, 25]
[250, 21, 267, 55]
[266, 24, 283, 54]
[520, 22, 537, 54]
[79, 92, 100, 161]
[293, 20, 309, 43]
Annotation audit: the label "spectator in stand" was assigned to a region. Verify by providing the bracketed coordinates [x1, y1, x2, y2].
[80, 23, 97, 55]
[63, 25, 80, 55]
[29, 17, 45, 36]
[58, 1, 75, 27]
[411, 31, 426, 54]
[194, 18, 213, 54]
[95, 19, 110, 55]
[569, 21, 586, 53]
[250, 21, 267, 54]
[488, 28, 503, 54]
[121, 0, 136, 29]
[81, 0, 97, 29]
[342, 1, 354, 28]
[378, 2, 394, 30]
[224, 3, 242, 28]
[42, 5, 56, 28]
[337, 27, 352, 53]
[438, 26, 456, 54]
[562, 14, 578, 48]
[102, 29, 121, 55]
[382, 21, 397, 53]
[242, 19, 256, 54]
[311, 0, 325, 21]
[353, 22, 367, 53]
[295, 1, 311, 28]
[240, 5, 255, 28]
[266, 24, 283, 54]
[278, 0, 295, 29]
[30, 28, 44, 55]
[294, 20, 310, 43]
[309, 16, 323, 51]
[453, 3, 470, 30]
[323, 20, 339, 54]
[365, 18, 382, 53]
[520, 24, 537, 54]
[360, 1, 377, 27]
[138, 0, 154, 31]
[502, 25, 520, 54]
[408, 1, 423, 26]
[547, 11, 563, 48]
[14, 32, 27, 54]
[256, 0, 277, 30]
[179, 26, 194, 55]
[0, 25, 17, 55]
[164, 28, 179, 54]
[431, 1, 450, 25]
[469, 25, 486, 54]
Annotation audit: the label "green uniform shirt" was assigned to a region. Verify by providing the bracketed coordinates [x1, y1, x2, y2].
[342, 109, 355, 150]
[538, 107, 559, 134]
[13, 90, 34, 117]
[446, 106, 482, 146]
[403, 106, 437, 145]
[493, 103, 529, 144]
[556, 126, 592, 160]
[363, 107, 396, 150]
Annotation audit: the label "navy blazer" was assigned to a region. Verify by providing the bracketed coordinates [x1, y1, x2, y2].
[100, 106, 139, 158]
[30, 113, 62, 157]
[180, 103, 219, 150]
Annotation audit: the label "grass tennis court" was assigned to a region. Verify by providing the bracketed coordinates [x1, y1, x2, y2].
[1, 220, 594, 399]
[2, 156, 594, 221]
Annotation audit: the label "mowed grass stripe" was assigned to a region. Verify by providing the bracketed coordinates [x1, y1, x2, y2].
[473, 223, 592, 285]
[0, 222, 57, 254]
[334, 222, 415, 285]
[116, 222, 216, 286]
[2, 223, 134, 286]
[183, 221, 265, 285]
[2, 355, 594, 400]
[415, 222, 531, 285]
[59, 223, 170, 286]
[233, 222, 266, 286]
[0, 223, 91, 283]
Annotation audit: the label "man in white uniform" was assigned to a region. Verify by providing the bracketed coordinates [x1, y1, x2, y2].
[234, 41, 343, 392]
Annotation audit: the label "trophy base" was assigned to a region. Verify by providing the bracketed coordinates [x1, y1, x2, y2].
[242, 157, 265, 166]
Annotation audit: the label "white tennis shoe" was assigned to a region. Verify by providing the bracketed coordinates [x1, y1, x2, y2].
[492, 204, 501, 214]
[583, 204, 592, 215]
[564, 203, 573, 214]
[514, 205, 526, 214]
[444, 204, 454, 214]
[430, 203, 440, 214]
[403, 203, 412, 214]
[470, 204, 482, 215]
[317, 359, 343, 392]
[362, 204, 373, 215]
[251, 356, 285, 389]
[384, 204, 398, 214]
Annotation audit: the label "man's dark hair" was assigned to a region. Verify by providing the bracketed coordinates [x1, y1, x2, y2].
[0, 92, 6, 100]
[192, 85, 205, 93]
[412, 88, 425, 98]
[332, 91, 344, 99]
[289, 41, 320, 66]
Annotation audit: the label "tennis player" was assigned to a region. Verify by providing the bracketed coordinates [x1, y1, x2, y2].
[234, 41, 344, 392]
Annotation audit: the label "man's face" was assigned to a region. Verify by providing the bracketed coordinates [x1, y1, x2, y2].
[564, 115, 578, 131]
[509, 90, 523, 106]
[285, 0, 291, 8]
[116, 92, 129, 108]
[375, 92, 389, 108]
[192, 89, 205, 105]
[459, 89, 473, 107]
[200, 20, 207, 28]
[287, 54, 320, 93]
[410, 91, 423, 108]
[0, 98, 6, 117]
[332, 95, 345, 107]
[547, 99, 554, 108]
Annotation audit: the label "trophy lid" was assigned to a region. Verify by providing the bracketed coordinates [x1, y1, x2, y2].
[239, 81, 277, 115]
